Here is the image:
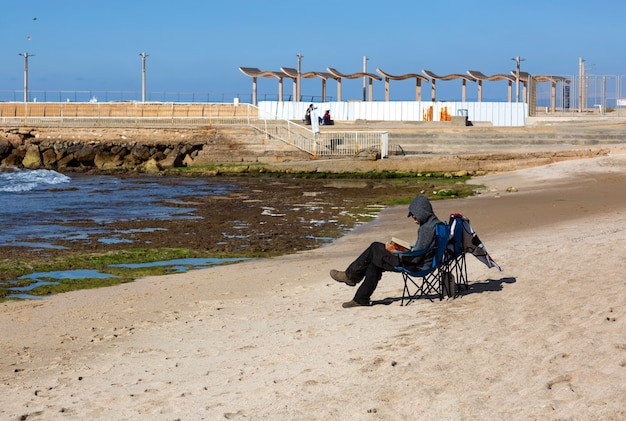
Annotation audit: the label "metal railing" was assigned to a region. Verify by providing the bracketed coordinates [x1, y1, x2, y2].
[250, 119, 389, 158]
[0, 116, 256, 128]
[0, 101, 389, 158]
[531, 74, 626, 117]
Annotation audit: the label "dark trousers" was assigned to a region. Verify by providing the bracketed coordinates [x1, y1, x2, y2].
[345, 242, 400, 304]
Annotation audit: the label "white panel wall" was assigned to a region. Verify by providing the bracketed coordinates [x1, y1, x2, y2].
[259, 101, 528, 127]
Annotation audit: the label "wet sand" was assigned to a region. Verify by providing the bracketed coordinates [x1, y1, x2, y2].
[1, 151, 625, 420]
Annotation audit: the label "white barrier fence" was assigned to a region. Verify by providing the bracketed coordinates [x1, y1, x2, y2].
[258, 101, 528, 127]
[249, 119, 389, 158]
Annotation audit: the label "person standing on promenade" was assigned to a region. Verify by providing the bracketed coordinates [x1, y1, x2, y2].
[304, 104, 313, 125]
[310, 104, 320, 135]
[330, 195, 441, 308]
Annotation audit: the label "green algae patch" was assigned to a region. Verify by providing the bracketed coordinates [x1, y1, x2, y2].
[0, 248, 266, 301]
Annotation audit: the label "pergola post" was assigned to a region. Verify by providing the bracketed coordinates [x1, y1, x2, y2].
[252, 77, 257, 105]
[384, 77, 390, 101]
[431, 79, 436, 101]
[416, 79, 422, 101]
[336, 79, 342, 102]
[462, 79, 467, 102]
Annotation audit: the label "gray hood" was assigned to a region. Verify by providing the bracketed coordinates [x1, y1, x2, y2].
[406, 196, 441, 269]
[408, 195, 437, 225]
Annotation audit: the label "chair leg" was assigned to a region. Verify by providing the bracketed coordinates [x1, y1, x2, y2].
[400, 254, 469, 304]
[441, 270, 455, 299]
[402, 274, 419, 306]
[402, 273, 436, 304]
[455, 254, 469, 293]
[447, 254, 468, 297]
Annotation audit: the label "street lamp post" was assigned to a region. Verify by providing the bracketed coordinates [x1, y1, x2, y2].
[578, 57, 585, 112]
[511, 56, 525, 102]
[139, 52, 148, 102]
[362, 55, 368, 101]
[296, 53, 303, 101]
[18, 52, 33, 103]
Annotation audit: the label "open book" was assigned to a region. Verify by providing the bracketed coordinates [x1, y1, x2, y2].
[390, 237, 412, 252]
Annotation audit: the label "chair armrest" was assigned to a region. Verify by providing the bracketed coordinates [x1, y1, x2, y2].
[395, 246, 435, 257]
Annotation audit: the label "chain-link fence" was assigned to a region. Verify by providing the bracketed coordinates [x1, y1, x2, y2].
[532, 74, 626, 117]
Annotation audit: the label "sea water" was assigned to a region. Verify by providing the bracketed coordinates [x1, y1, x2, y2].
[0, 168, 248, 299]
[0, 168, 237, 250]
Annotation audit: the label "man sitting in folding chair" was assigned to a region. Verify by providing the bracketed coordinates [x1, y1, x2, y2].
[330, 195, 441, 308]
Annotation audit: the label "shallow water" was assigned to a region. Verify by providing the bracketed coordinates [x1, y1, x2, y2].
[0, 168, 238, 250]
[3, 258, 250, 299]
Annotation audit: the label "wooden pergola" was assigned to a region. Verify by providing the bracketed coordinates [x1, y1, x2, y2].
[376, 68, 429, 101]
[326, 68, 382, 102]
[238, 67, 289, 105]
[422, 70, 477, 102]
[532, 75, 570, 111]
[466, 70, 516, 102]
[240, 65, 570, 110]
[280, 67, 337, 102]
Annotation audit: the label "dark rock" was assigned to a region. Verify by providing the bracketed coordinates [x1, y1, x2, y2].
[56, 153, 77, 169]
[41, 147, 58, 167]
[0, 138, 12, 157]
[159, 153, 184, 169]
[74, 144, 97, 164]
[130, 144, 151, 160]
[2, 152, 25, 167]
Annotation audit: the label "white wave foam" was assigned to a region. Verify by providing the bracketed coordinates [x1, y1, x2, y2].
[0, 168, 71, 193]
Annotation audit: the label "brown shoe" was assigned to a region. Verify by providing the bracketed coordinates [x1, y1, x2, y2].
[330, 269, 356, 286]
[342, 300, 369, 308]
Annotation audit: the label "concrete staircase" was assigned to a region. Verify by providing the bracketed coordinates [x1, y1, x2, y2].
[327, 120, 626, 155]
[387, 126, 626, 155]
[175, 112, 626, 167]
[192, 126, 310, 165]
[190, 121, 626, 166]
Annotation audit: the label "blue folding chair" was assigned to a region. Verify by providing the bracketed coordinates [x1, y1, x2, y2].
[393, 222, 450, 305]
[441, 214, 469, 298]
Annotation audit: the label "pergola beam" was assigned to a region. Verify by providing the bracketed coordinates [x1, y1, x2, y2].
[240, 65, 570, 109]
[327, 68, 382, 102]
[376, 69, 428, 101]
[422, 70, 476, 102]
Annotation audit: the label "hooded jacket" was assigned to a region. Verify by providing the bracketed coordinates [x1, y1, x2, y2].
[403, 195, 441, 270]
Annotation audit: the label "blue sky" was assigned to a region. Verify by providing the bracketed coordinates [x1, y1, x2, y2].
[1, 0, 625, 102]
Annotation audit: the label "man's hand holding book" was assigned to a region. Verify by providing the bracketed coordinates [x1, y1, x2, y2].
[386, 237, 412, 253]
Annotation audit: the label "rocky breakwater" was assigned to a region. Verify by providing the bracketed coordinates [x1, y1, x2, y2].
[0, 127, 216, 172]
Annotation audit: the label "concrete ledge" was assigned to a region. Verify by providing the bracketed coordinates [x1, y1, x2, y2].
[450, 116, 468, 126]
[262, 147, 618, 175]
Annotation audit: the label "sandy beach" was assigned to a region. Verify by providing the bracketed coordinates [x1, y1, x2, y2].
[1, 151, 626, 420]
